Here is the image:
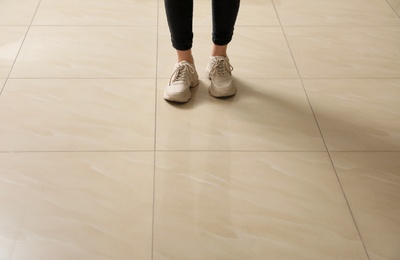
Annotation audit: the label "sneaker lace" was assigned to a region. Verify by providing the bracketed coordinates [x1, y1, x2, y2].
[209, 59, 233, 77]
[169, 63, 196, 85]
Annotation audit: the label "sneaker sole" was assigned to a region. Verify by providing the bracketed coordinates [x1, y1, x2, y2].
[205, 67, 236, 98]
[207, 71, 236, 97]
[163, 80, 199, 103]
[209, 83, 237, 98]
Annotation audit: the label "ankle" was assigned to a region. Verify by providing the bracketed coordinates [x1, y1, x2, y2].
[178, 57, 194, 64]
[211, 44, 228, 57]
[177, 50, 194, 64]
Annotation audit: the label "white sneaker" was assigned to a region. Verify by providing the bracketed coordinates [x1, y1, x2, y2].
[206, 56, 236, 98]
[164, 61, 199, 103]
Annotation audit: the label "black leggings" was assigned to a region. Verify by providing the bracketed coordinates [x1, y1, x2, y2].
[165, 0, 240, 51]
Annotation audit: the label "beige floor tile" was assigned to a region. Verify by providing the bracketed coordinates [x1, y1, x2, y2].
[0, 27, 28, 78]
[235, 0, 280, 26]
[0, 222, 18, 259]
[0, 79, 155, 151]
[230, 26, 299, 78]
[304, 79, 400, 151]
[156, 79, 325, 151]
[159, 0, 280, 27]
[0, 152, 154, 260]
[0, 145, 32, 259]
[275, 0, 400, 26]
[388, 0, 400, 16]
[158, 26, 298, 79]
[331, 152, 400, 260]
[33, 0, 157, 25]
[285, 27, 400, 78]
[0, 226, 17, 259]
[0, 0, 39, 25]
[10, 26, 156, 78]
[154, 152, 368, 260]
[0, 1, 398, 259]
[0, 185, 27, 259]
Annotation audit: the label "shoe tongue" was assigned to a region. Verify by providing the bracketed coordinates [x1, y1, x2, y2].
[177, 60, 191, 66]
[213, 56, 227, 61]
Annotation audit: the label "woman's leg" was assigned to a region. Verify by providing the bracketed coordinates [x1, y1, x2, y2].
[206, 0, 240, 98]
[164, 0, 194, 63]
[211, 0, 240, 55]
[163, 0, 198, 102]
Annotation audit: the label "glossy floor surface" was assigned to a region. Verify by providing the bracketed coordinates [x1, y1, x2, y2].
[1, 0, 400, 259]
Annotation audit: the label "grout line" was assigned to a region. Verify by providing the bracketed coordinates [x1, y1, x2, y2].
[5, 77, 400, 80]
[325, 153, 371, 259]
[297, 77, 400, 80]
[0, 79, 6, 95]
[27, 24, 159, 27]
[272, 1, 371, 259]
[236, 24, 400, 28]
[385, 0, 400, 19]
[6, 77, 161, 79]
[270, 1, 328, 157]
[0, 150, 155, 153]
[1, 150, 400, 154]
[15, 24, 400, 28]
[151, 1, 161, 259]
[272, 3, 323, 147]
[6, 2, 43, 259]
[0, 1, 43, 96]
[300, 80, 372, 259]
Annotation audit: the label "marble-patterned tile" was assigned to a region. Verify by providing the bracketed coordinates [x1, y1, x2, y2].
[0, 79, 155, 151]
[388, 0, 400, 16]
[158, 26, 298, 79]
[33, 0, 157, 25]
[10, 26, 156, 78]
[0, 27, 28, 78]
[274, 0, 400, 26]
[331, 152, 400, 260]
[0, 0, 40, 25]
[156, 79, 325, 151]
[230, 26, 298, 79]
[0, 220, 18, 259]
[235, 0, 280, 26]
[154, 152, 368, 260]
[159, 0, 280, 27]
[304, 79, 400, 151]
[285, 27, 400, 78]
[0, 152, 154, 259]
[0, 180, 27, 259]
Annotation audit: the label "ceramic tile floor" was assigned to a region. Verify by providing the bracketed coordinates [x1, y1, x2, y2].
[1, 0, 399, 259]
